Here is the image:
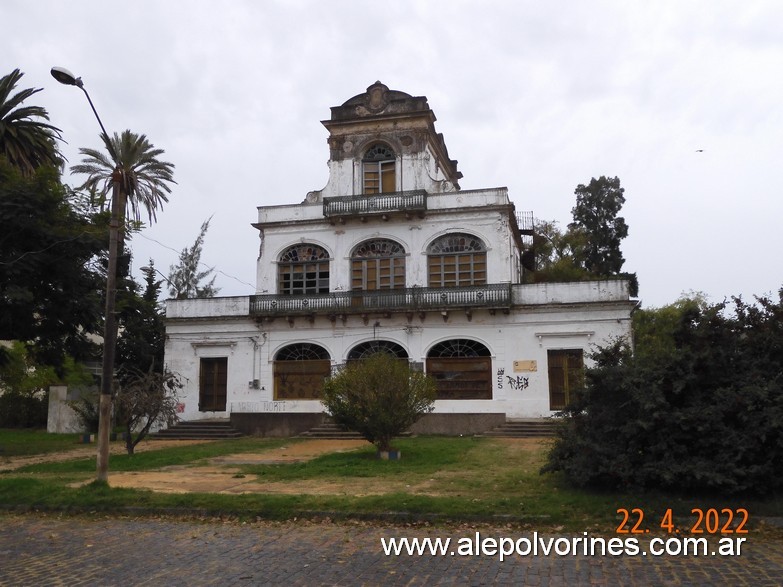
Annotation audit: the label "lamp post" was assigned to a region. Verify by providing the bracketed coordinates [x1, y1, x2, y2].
[51, 66, 120, 483]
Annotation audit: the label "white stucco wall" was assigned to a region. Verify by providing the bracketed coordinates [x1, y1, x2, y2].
[255, 188, 517, 295]
[165, 281, 633, 421]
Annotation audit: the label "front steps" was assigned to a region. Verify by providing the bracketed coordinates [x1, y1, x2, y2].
[152, 419, 244, 440]
[481, 419, 558, 438]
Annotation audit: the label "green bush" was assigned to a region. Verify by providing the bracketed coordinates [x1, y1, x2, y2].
[544, 290, 783, 496]
[0, 391, 48, 427]
[321, 353, 436, 453]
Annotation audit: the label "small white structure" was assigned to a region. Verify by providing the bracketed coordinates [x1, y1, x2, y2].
[164, 82, 635, 435]
[47, 385, 87, 433]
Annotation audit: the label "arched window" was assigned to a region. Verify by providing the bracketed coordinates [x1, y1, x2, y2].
[347, 340, 409, 361]
[428, 339, 491, 358]
[278, 244, 329, 295]
[351, 239, 406, 291]
[427, 233, 487, 287]
[362, 143, 396, 194]
[275, 343, 331, 361]
[273, 343, 331, 400]
[426, 339, 492, 400]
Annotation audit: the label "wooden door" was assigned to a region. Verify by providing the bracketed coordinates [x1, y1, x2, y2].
[199, 357, 228, 412]
[547, 349, 584, 410]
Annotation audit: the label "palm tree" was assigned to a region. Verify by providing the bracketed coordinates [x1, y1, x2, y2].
[71, 130, 175, 224]
[71, 129, 175, 484]
[0, 68, 63, 175]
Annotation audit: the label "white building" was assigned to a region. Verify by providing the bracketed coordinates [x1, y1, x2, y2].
[164, 82, 635, 436]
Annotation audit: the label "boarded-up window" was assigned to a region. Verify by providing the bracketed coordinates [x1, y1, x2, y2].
[199, 357, 227, 412]
[547, 349, 584, 410]
[426, 357, 492, 400]
[426, 339, 492, 400]
[274, 343, 331, 400]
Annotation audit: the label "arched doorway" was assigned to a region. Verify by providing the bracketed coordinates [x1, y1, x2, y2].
[426, 339, 492, 399]
[273, 343, 331, 400]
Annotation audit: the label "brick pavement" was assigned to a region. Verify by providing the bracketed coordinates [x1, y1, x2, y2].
[1, 513, 782, 586]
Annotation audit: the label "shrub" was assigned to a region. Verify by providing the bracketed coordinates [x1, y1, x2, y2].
[67, 388, 101, 433]
[321, 353, 436, 453]
[0, 391, 48, 428]
[544, 290, 783, 496]
[115, 368, 182, 454]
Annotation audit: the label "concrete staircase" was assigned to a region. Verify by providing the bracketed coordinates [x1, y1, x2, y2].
[152, 419, 244, 440]
[481, 418, 558, 438]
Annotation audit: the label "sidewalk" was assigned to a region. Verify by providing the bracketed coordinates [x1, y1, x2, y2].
[1, 513, 782, 586]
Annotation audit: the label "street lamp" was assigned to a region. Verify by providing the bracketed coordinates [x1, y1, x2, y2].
[51, 66, 120, 483]
[50, 67, 117, 161]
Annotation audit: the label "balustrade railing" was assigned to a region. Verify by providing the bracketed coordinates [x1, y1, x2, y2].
[249, 283, 511, 316]
[323, 190, 427, 217]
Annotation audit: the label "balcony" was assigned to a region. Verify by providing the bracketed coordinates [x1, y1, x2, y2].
[249, 283, 512, 317]
[323, 189, 427, 220]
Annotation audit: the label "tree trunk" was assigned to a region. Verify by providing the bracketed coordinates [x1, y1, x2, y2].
[95, 393, 112, 481]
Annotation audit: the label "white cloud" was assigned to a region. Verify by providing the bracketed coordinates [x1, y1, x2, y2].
[3, 0, 781, 306]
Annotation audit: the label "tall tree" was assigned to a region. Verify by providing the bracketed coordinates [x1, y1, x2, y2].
[114, 262, 180, 455]
[116, 262, 165, 376]
[71, 130, 175, 481]
[0, 158, 106, 370]
[0, 69, 63, 175]
[167, 217, 219, 299]
[530, 220, 591, 283]
[71, 130, 175, 224]
[569, 176, 628, 275]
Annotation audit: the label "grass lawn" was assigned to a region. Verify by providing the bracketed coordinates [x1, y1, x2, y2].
[0, 428, 86, 456]
[1, 429, 781, 533]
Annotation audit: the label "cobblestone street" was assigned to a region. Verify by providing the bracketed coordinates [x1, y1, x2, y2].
[1, 513, 782, 586]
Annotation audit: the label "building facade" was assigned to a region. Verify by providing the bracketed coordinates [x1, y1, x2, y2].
[163, 82, 635, 435]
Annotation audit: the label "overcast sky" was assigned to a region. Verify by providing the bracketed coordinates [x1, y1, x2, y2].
[5, 0, 782, 308]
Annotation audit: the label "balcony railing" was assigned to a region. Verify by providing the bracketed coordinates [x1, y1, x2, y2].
[323, 190, 427, 218]
[249, 283, 511, 317]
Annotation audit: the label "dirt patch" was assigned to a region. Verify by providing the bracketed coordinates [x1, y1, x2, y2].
[208, 439, 368, 465]
[0, 439, 214, 472]
[76, 439, 371, 494]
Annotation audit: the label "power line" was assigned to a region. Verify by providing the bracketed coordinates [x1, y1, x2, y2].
[0, 231, 96, 266]
[136, 232, 255, 290]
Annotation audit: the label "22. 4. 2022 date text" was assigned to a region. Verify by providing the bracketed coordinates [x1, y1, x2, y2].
[616, 507, 749, 535]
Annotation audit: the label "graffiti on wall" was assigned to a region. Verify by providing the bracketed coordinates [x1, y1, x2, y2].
[496, 368, 505, 390]
[498, 367, 532, 391]
[506, 375, 529, 390]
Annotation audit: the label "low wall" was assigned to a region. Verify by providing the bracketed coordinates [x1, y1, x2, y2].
[230, 412, 506, 437]
[230, 412, 325, 437]
[47, 385, 87, 433]
[410, 413, 506, 435]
